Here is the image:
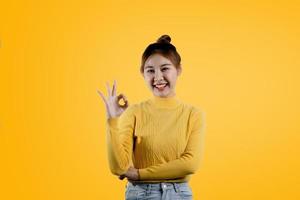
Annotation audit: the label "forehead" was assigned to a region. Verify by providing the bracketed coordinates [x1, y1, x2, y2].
[144, 54, 173, 68]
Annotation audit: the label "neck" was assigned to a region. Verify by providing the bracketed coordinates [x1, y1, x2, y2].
[149, 94, 182, 109]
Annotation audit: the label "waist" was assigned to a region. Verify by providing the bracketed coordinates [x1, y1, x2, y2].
[128, 174, 191, 184]
[127, 181, 189, 190]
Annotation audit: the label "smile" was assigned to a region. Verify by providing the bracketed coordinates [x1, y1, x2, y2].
[153, 83, 169, 91]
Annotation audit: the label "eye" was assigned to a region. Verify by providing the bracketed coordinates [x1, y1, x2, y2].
[147, 69, 154, 73]
[162, 67, 169, 71]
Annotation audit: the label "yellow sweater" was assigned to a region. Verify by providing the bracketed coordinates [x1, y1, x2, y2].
[106, 95, 206, 183]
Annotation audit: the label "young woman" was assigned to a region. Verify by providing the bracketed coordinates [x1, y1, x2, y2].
[98, 35, 206, 200]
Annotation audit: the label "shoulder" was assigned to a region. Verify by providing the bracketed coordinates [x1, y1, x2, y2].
[121, 100, 146, 117]
[121, 98, 150, 115]
[181, 103, 206, 125]
[123, 103, 139, 115]
[183, 104, 206, 132]
[181, 102, 205, 117]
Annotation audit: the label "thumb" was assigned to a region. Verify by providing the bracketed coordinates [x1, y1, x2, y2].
[117, 94, 129, 108]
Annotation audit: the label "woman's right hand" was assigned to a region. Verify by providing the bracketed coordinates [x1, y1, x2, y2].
[97, 80, 129, 119]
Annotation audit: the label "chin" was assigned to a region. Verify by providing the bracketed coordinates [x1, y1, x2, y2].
[153, 91, 170, 97]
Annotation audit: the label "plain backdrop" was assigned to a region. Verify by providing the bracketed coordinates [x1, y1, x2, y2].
[0, 1, 299, 199]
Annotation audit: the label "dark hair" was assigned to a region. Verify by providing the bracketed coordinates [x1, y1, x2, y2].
[140, 34, 181, 74]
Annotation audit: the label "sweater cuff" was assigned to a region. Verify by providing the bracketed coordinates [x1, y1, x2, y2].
[137, 168, 149, 180]
[107, 117, 119, 127]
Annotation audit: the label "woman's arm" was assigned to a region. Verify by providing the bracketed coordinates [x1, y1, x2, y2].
[138, 109, 206, 180]
[106, 104, 136, 176]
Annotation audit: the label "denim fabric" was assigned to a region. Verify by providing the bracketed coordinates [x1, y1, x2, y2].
[125, 181, 193, 200]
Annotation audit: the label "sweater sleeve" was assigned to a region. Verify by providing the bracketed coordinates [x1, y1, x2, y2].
[106, 104, 136, 176]
[138, 108, 206, 180]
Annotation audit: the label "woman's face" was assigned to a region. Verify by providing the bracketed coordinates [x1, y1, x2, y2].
[142, 53, 181, 98]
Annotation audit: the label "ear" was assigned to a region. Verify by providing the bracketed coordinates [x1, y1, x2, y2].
[177, 65, 182, 76]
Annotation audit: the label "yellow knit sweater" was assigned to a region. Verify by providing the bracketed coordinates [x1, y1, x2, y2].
[106, 94, 206, 183]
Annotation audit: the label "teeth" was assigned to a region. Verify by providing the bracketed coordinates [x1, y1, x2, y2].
[154, 83, 167, 89]
[156, 84, 166, 88]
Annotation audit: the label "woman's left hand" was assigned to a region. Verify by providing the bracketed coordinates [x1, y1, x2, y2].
[119, 166, 140, 181]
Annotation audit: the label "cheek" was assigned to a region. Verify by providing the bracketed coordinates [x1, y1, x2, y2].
[168, 77, 178, 87]
[146, 77, 153, 83]
[144, 77, 153, 86]
[165, 73, 175, 81]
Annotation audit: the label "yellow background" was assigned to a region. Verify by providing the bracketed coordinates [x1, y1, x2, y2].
[1, 0, 299, 199]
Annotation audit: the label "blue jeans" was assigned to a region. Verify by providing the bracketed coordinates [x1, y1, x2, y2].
[125, 181, 193, 200]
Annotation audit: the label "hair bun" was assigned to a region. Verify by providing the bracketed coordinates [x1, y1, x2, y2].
[157, 34, 171, 44]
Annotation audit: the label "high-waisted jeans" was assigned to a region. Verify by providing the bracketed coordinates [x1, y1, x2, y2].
[125, 181, 193, 200]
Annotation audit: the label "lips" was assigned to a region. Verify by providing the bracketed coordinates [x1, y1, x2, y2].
[153, 82, 169, 90]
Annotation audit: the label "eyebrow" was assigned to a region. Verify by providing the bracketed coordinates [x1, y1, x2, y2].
[144, 63, 171, 69]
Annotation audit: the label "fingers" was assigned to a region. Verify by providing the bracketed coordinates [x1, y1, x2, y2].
[117, 93, 129, 108]
[119, 174, 125, 180]
[106, 80, 118, 97]
[102, 80, 128, 108]
[97, 90, 107, 105]
[122, 94, 128, 106]
[106, 81, 112, 96]
[112, 80, 117, 96]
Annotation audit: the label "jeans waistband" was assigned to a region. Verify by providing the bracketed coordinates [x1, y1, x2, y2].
[127, 181, 189, 193]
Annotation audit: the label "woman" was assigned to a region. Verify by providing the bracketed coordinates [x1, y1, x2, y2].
[98, 35, 206, 200]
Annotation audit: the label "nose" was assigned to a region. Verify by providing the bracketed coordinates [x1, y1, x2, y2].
[154, 70, 163, 81]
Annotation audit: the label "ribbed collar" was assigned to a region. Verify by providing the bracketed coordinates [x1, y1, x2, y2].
[149, 94, 182, 109]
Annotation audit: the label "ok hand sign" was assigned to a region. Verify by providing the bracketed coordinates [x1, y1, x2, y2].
[97, 80, 129, 119]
